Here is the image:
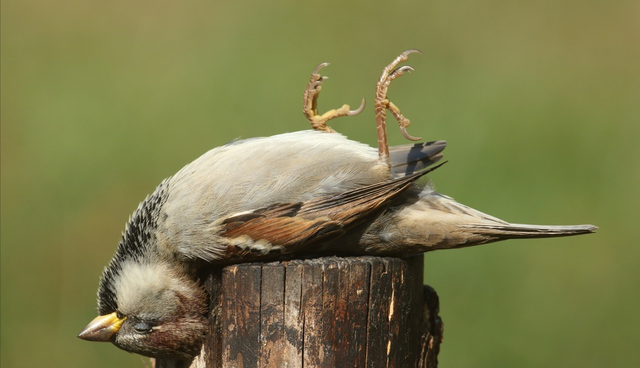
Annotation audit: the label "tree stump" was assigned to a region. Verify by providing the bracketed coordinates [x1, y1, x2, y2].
[154, 256, 443, 368]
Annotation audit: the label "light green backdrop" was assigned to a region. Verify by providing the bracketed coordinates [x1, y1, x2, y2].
[2, 1, 638, 367]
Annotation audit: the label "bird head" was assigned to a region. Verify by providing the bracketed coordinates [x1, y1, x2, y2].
[78, 261, 208, 360]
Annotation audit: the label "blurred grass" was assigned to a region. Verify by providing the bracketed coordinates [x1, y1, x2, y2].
[1, 0, 638, 367]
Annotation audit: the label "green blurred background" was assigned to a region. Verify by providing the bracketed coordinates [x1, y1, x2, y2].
[2, 0, 638, 367]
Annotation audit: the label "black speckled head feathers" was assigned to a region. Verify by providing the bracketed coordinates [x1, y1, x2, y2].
[97, 180, 170, 315]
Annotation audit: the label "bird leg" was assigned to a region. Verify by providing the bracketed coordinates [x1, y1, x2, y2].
[375, 49, 423, 161]
[303, 62, 366, 133]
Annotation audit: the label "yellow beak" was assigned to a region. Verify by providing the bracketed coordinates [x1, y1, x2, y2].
[77, 312, 126, 342]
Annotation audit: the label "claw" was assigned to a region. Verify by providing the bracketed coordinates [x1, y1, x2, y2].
[303, 61, 365, 133]
[392, 65, 415, 76]
[404, 49, 422, 56]
[400, 126, 422, 141]
[313, 62, 330, 76]
[310, 80, 323, 89]
[348, 98, 366, 116]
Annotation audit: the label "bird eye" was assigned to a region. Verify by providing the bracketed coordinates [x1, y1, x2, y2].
[132, 322, 153, 334]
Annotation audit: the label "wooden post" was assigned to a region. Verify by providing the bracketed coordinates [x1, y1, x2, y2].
[154, 256, 443, 368]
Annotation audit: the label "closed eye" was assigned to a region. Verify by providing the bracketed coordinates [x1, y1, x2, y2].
[132, 321, 154, 334]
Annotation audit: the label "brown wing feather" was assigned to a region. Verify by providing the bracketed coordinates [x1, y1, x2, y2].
[219, 162, 446, 260]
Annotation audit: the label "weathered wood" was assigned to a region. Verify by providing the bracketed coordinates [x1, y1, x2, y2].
[154, 256, 442, 368]
[418, 285, 444, 368]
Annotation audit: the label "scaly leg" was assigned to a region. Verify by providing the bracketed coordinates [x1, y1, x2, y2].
[302, 62, 366, 133]
[375, 50, 422, 161]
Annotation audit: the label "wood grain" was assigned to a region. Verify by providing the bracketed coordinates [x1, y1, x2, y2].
[154, 256, 442, 368]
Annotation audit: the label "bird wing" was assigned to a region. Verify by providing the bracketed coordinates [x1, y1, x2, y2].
[217, 161, 446, 262]
[389, 140, 446, 177]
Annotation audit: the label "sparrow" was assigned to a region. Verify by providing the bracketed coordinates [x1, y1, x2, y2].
[78, 50, 596, 360]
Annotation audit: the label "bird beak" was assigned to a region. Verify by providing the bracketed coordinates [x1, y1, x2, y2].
[77, 312, 126, 342]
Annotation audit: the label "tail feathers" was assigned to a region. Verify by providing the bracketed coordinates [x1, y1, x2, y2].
[463, 223, 597, 240]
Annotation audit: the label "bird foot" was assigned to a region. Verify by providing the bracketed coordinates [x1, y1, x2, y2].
[375, 49, 423, 161]
[302, 62, 366, 133]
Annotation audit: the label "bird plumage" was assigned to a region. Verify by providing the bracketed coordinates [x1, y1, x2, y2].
[81, 130, 595, 360]
[79, 51, 596, 361]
